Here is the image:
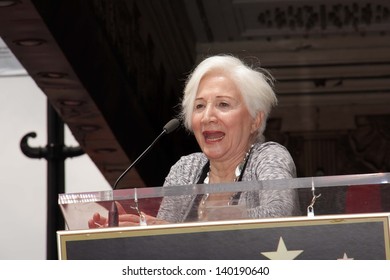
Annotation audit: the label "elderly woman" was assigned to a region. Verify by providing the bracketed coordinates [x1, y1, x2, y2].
[88, 54, 300, 228]
[157, 54, 300, 223]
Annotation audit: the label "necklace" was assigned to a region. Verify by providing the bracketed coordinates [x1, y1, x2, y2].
[203, 144, 254, 184]
[199, 144, 254, 220]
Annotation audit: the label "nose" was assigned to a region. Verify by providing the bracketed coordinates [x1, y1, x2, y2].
[201, 103, 217, 123]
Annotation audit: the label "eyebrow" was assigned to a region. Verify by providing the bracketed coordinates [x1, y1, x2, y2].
[195, 95, 235, 100]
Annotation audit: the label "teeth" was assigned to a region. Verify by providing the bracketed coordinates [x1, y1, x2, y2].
[206, 135, 224, 141]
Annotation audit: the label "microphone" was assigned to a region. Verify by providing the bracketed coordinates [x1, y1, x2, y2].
[108, 118, 179, 226]
[112, 118, 180, 190]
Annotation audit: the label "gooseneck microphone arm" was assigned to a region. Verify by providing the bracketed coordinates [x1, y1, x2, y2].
[112, 118, 180, 190]
[112, 130, 165, 190]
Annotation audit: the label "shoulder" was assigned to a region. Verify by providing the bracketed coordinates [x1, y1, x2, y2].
[247, 141, 296, 179]
[164, 152, 208, 186]
[252, 141, 291, 157]
[171, 152, 207, 168]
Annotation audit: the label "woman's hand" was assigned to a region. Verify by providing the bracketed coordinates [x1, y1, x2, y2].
[118, 212, 168, 226]
[88, 212, 108, 228]
[88, 202, 167, 228]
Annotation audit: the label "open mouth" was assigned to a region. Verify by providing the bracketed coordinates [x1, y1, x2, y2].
[203, 131, 225, 142]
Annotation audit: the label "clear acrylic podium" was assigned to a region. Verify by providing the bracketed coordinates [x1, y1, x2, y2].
[57, 172, 390, 260]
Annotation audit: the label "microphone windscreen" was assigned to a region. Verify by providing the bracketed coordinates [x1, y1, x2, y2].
[163, 118, 180, 134]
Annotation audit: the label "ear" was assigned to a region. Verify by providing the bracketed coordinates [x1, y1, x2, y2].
[251, 111, 264, 134]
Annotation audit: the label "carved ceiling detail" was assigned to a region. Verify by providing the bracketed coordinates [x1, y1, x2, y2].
[255, 1, 390, 35]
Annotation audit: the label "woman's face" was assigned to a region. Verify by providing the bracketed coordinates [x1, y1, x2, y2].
[191, 73, 261, 163]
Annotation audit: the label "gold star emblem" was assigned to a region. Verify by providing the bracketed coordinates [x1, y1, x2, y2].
[261, 237, 303, 260]
[337, 252, 354, 260]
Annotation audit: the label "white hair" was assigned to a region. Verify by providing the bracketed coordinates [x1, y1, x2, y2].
[180, 54, 277, 142]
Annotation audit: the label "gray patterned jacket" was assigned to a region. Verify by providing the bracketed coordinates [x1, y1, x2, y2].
[157, 141, 301, 223]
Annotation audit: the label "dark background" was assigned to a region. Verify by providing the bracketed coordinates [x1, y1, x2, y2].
[1, 0, 389, 188]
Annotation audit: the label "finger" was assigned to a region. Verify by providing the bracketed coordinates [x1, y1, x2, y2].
[93, 212, 107, 226]
[140, 212, 168, 225]
[141, 212, 156, 224]
[93, 212, 101, 221]
[119, 214, 140, 223]
[119, 221, 140, 227]
[116, 201, 127, 215]
[88, 219, 97, 228]
[88, 218, 104, 228]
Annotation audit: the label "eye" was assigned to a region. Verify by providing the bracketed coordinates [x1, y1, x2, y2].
[194, 103, 205, 110]
[218, 101, 230, 108]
